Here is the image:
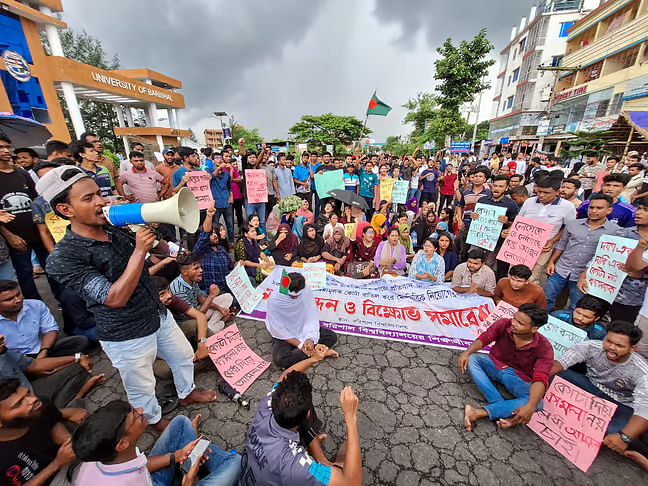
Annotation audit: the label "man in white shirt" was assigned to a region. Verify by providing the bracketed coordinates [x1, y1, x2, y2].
[518, 176, 576, 284]
[515, 153, 527, 176]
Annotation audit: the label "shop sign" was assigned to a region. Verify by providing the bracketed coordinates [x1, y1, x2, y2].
[554, 86, 587, 102]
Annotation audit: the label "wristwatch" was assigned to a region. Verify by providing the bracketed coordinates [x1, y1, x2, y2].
[619, 432, 632, 445]
[200, 338, 207, 344]
[74, 353, 81, 363]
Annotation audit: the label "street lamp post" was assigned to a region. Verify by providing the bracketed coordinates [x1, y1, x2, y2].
[212, 111, 229, 145]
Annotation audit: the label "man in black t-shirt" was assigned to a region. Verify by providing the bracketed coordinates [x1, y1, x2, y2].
[0, 378, 80, 485]
[0, 135, 52, 300]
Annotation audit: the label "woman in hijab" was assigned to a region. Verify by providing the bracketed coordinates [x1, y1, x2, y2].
[347, 224, 380, 279]
[269, 223, 299, 266]
[265, 272, 338, 368]
[409, 237, 445, 283]
[405, 197, 418, 226]
[294, 223, 324, 263]
[431, 221, 454, 240]
[374, 227, 407, 276]
[370, 213, 387, 239]
[322, 226, 350, 275]
[411, 205, 435, 250]
[296, 198, 314, 224]
[234, 223, 274, 284]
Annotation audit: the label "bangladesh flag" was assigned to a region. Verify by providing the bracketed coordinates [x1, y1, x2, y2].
[367, 92, 392, 116]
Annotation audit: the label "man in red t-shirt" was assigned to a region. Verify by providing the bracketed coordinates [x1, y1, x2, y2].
[457, 303, 553, 431]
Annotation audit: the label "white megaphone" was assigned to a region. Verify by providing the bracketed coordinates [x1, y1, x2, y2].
[101, 187, 200, 233]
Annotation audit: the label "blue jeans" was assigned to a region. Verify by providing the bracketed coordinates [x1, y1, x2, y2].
[467, 354, 543, 420]
[557, 369, 634, 434]
[150, 416, 241, 486]
[244, 202, 266, 230]
[545, 272, 584, 312]
[214, 206, 234, 243]
[0, 260, 16, 281]
[100, 310, 195, 424]
[407, 188, 421, 202]
[9, 245, 54, 300]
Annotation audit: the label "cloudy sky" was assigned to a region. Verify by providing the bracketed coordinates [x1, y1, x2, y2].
[61, 0, 534, 144]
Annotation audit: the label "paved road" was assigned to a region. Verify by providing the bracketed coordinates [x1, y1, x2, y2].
[37, 280, 644, 485]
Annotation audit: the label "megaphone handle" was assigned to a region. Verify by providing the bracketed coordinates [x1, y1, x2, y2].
[128, 224, 161, 248]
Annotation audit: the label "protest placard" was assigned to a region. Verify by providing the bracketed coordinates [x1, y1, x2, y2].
[497, 216, 553, 269]
[538, 316, 587, 358]
[314, 169, 345, 199]
[392, 180, 409, 204]
[226, 264, 262, 314]
[473, 301, 517, 336]
[585, 235, 637, 303]
[379, 178, 394, 202]
[206, 323, 270, 393]
[245, 169, 268, 203]
[186, 170, 213, 210]
[45, 212, 69, 242]
[528, 376, 617, 472]
[466, 203, 507, 251]
[344, 223, 357, 240]
[303, 262, 327, 290]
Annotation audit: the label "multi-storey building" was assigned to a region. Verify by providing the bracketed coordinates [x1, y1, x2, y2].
[488, 0, 601, 151]
[204, 128, 223, 149]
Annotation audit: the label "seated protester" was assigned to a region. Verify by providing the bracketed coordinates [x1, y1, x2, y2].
[293, 224, 333, 273]
[408, 237, 445, 283]
[0, 280, 88, 357]
[577, 174, 636, 228]
[451, 249, 496, 298]
[546, 194, 618, 312]
[550, 294, 608, 340]
[153, 277, 209, 361]
[549, 321, 648, 468]
[248, 213, 267, 251]
[170, 253, 233, 334]
[458, 303, 553, 431]
[398, 223, 415, 259]
[494, 264, 546, 308]
[235, 223, 274, 284]
[0, 378, 87, 485]
[321, 227, 350, 275]
[374, 227, 407, 276]
[315, 201, 335, 237]
[412, 211, 437, 250]
[296, 198, 315, 225]
[370, 212, 387, 240]
[269, 223, 299, 266]
[436, 231, 458, 281]
[322, 212, 344, 241]
[192, 206, 234, 293]
[346, 223, 380, 279]
[240, 346, 362, 486]
[430, 221, 452, 241]
[0, 333, 103, 409]
[72, 401, 241, 486]
[265, 273, 338, 368]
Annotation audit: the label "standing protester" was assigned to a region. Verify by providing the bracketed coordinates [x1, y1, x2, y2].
[14, 148, 39, 183]
[155, 148, 180, 199]
[359, 161, 379, 219]
[263, 154, 280, 214]
[74, 142, 116, 198]
[206, 157, 234, 243]
[455, 167, 491, 261]
[119, 142, 155, 174]
[116, 151, 168, 203]
[293, 151, 313, 203]
[577, 154, 604, 200]
[559, 178, 582, 209]
[80, 132, 118, 183]
[275, 152, 296, 198]
[577, 174, 636, 228]
[45, 140, 71, 160]
[223, 150, 244, 235]
[625, 163, 644, 202]
[40, 166, 216, 433]
[419, 162, 441, 206]
[239, 144, 269, 230]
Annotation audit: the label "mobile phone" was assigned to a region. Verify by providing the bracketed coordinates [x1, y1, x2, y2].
[180, 438, 211, 474]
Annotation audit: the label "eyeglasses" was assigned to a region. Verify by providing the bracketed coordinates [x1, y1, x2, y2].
[0, 145, 14, 152]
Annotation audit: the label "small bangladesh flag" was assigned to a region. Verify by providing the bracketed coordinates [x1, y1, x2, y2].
[367, 91, 392, 116]
[279, 270, 291, 295]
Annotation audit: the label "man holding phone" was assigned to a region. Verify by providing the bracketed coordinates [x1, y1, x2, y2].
[72, 402, 241, 485]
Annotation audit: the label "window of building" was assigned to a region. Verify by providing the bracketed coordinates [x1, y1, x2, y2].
[513, 48, 517, 60]
[583, 61, 603, 82]
[512, 68, 520, 82]
[551, 55, 564, 67]
[508, 75, 512, 86]
[559, 22, 574, 37]
[607, 92, 624, 116]
[640, 43, 648, 65]
[506, 96, 514, 109]
[519, 38, 527, 52]
[553, 1, 582, 12]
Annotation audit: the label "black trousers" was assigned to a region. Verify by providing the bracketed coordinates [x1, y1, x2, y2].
[32, 363, 90, 408]
[272, 328, 338, 369]
[25, 335, 89, 359]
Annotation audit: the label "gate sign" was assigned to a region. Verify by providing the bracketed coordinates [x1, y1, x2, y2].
[450, 141, 471, 153]
[2, 50, 31, 82]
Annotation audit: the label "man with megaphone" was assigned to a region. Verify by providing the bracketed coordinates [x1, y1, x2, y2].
[37, 166, 217, 433]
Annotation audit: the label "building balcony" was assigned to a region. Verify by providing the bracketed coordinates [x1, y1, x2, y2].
[563, 13, 648, 70]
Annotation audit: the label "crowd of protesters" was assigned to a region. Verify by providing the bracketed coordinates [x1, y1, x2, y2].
[0, 130, 647, 485]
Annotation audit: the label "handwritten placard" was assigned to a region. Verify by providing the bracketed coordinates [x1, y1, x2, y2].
[528, 376, 617, 472]
[45, 211, 69, 243]
[206, 323, 270, 393]
[391, 180, 409, 205]
[226, 264, 262, 314]
[538, 316, 587, 358]
[585, 235, 637, 303]
[245, 169, 268, 203]
[303, 262, 327, 290]
[344, 223, 357, 241]
[466, 203, 507, 251]
[315, 169, 345, 199]
[186, 170, 213, 210]
[497, 216, 553, 269]
[379, 178, 394, 203]
[474, 301, 517, 337]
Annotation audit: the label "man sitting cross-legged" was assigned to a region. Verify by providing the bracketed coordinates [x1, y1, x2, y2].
[265, 272, 338, 368]
[550, 320, 648, 469]
[72, 401, 240, 486]
[240, 344, 362, 486]
[458, 303, 554, 431]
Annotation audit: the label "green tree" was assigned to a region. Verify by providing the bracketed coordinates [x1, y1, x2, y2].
[466, 120, 491, 142]
[383, 136, 414, 157]
[231, 124, 263, 150]
[42, 29, 123, 149]
[288, 113, 369, 153]
[560, 130, 612, 159]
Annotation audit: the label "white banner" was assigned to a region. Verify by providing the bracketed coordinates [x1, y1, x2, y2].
[241, 266, 495, 351]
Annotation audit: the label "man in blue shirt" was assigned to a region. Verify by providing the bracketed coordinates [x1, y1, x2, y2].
[293, 152, 313, 202]
[276, 153, 296, 198]
[171, 147, 201, 189]
[206, 159, 234, 243]
[419, 163, 441, 205]
[550, 294, 608, 341]
[0, 280, 87, 357]
[577, 173, 636, 228]
[358, 161, 378, 218]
